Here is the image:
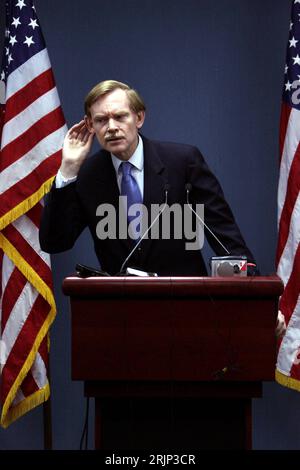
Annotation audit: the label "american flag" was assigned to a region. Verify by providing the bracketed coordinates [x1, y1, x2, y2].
[0, 0, 66, 427]
[276, 0, 300, 391]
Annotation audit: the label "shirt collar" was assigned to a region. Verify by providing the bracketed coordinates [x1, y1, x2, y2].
[111, 135, 144, 173]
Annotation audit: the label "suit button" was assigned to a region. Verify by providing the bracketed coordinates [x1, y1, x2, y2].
[137, 247, 142, 252]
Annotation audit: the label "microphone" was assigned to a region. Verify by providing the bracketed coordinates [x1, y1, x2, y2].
[118, 184, 170, 275]
[185, 183, 230, 255]
[75, 263, 110, 277]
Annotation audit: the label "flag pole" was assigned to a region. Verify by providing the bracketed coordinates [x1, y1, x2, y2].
[43, 359, 52, 450]
[43, 397, 52, 450]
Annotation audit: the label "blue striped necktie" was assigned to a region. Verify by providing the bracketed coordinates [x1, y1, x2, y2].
[120, 161, 142, 230]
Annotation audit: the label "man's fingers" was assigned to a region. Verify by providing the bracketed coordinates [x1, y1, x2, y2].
[67, 120, 87, 140]
[275, 311, 287, 338]
[69, 120, 85, 132]
[82, 128, 95, 143]
[67, 121, 93, 143]
[76, 126, 94, 144]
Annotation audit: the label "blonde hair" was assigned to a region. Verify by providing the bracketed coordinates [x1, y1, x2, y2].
[84, 80, 146, 116]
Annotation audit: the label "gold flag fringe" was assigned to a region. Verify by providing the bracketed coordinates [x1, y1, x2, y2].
[275, 369, 300, 392]
[0, 176, 55, 231]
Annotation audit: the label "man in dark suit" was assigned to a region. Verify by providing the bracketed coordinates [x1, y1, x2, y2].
[39, 80, 257, 276]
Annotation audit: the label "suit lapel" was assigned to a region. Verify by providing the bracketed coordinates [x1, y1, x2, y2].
[91, 150, 120, 206]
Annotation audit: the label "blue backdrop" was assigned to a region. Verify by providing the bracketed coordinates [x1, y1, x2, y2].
[0, 0, 298, 450]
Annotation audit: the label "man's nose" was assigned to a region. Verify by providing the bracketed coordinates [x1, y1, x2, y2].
[107, 118, 118, 131]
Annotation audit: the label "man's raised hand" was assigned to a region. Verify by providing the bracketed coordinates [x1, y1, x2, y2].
[60, 120, 95, 179]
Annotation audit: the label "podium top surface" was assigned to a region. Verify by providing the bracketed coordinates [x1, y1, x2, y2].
[62, 275, 283, 299]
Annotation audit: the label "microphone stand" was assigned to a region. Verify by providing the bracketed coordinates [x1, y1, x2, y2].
[185, 183, 230, 255]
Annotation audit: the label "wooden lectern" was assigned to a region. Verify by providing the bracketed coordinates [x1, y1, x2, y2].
[62, 275, 283, 450]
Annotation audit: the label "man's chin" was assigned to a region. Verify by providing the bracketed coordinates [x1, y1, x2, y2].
[105, 142, 129, 159]
[106, 140, 124, 150]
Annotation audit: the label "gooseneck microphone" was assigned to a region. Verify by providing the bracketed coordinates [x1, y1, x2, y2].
[118, 184, 170, 275]
[185, 183, 230, 255]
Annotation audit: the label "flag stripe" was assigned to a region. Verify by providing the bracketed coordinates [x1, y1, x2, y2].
[5, 48, 51, 101]
[1, 294, 50, 402]
[37, 337, 48, 369]
[290, 336, 300, 379]
[277, 191, 300, 286]
[1, 283, 38, 366]
[30, 351, 47, 389]
[0, 249, 4, 299]
[279, 243, 300, 322]
[13, 215, 52, 266]
[277, 294, 300, 374]
[277, 107, 300, 222]
[276, 147, 300, 266]
[26, 203, 43, 229]
[0, 253, 14, 307]
[4, 69, 56, 124]
[20, 369, 39, 398]
[279, 102, 292, 161]
[0, 150, 61, 223]
[2, 225, 53, 285]
[1, 268, 27, 332]
[1, 87, 61, 149]
[0, 107, 65, 171]
[11, 389, 25, 407]
[0, 126, 65, 196]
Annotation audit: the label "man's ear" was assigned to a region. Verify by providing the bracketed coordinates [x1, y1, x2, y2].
[136, 111, 145, 129]
[84, 115, 93, 132]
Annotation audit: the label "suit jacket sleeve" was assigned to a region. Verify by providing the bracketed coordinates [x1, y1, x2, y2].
[187, 147, 257, 265]
[39, 181, 87, 253]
